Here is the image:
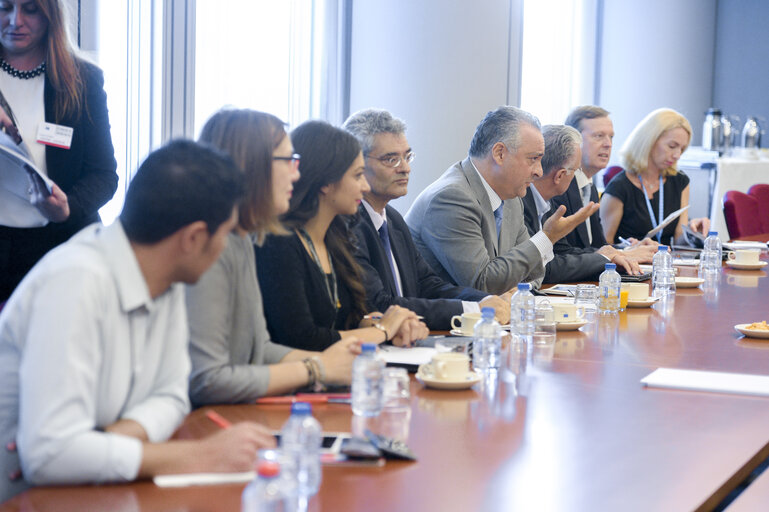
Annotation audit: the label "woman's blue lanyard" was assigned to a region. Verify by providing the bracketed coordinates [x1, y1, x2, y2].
[638, 175, 664, 242]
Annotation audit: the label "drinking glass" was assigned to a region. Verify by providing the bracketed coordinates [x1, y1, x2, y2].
[382, 367, 410, 411]
[532, 302, 556, 346]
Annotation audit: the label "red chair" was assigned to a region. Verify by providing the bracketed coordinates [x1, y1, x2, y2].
[602, 166, 623, 187]
[723, 190, 763, 239]
[747, 184, 769, 233]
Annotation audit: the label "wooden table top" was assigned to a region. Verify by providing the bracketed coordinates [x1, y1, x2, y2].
[2, 255, 768, 512]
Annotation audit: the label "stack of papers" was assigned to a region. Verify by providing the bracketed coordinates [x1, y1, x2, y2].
[723, 241, 768, 251]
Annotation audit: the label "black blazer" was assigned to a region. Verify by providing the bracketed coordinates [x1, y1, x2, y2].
[352, 204, 486, 330]
[522, 188, 607, 283]
[0, 60, 118, 300]
[550, 179, 607, 249]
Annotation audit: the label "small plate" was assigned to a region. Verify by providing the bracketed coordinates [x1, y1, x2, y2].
[416, 365, 482, 390]
[556, 319, 588, 331]
[626, 297, 659, 308]
[726, 261, 768, 270]
[675, 276, 705, 288]
[735, 324, 769, 339]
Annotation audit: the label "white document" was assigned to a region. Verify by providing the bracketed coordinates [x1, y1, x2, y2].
[723, 241, 768, 251]
[378, 345, 436, 366]
[641, 367, 769, 398]
[645, 205, 689, 239]
[0, 130, 54, 227]
[154, 471, 255, 487]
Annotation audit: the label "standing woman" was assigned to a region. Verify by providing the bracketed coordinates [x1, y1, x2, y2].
[256, 120, 428, 352]
[600, 108, 709, 246]
[188, 109, 359, 406]
[0, 0, 118, 301]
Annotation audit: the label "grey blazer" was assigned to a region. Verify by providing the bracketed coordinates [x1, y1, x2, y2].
[405, 157, 544, 295]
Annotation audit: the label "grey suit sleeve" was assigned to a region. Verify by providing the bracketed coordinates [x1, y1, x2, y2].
[419, 188, 543, 295]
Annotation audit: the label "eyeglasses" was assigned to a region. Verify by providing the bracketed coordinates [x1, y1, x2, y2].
[365, 151, 415, 169]
[273, 153, 301, 167]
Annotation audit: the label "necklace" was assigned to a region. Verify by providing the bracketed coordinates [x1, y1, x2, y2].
[297, 228, 341, 312]
[0, 57, 46, 79]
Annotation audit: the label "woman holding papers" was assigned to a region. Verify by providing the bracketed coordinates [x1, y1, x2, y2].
[187, 109, 362, 405]
[599, 108, 709, 246]
[255, 120, 428, 352]
[0, 0, 117, 301]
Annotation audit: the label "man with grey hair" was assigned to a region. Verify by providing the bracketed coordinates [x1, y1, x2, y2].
[522, 125, 640, 283]
[404, 106, 597, 295]
[343, 108, 510, 329]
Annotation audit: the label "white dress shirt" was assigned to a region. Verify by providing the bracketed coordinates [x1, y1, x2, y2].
[574, 169, 593, 244]
[0, 221, 190, 502]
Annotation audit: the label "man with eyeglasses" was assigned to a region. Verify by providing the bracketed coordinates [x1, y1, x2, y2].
[404, 106, 598, 295]
[554, 106, 656, 262]
[521, 125, 640, 283]
[343, 109, 510, 329]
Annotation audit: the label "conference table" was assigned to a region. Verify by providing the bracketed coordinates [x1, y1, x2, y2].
[2, 248, 768, 511]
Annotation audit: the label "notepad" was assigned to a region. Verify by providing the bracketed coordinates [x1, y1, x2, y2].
[378, 346, 435, 367]
[641, 368, 769, 398]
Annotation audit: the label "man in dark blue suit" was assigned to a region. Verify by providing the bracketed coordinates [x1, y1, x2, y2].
[343, 109, 510, 330]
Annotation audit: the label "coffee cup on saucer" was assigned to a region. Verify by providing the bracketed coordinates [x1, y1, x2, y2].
[728, 249, 761, 265]
[552, 303, 585, 323]
[430, 352, 470, 380]
[450, 312, 482, 336]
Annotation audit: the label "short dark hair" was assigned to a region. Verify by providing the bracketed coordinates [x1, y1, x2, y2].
[120, 140, 244, 244]
[469, 106, 541, 158]
[564, 105, 610, 132]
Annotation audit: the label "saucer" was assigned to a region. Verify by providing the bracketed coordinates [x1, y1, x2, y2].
[449, 329, 472, 337]
[416, 365, 481, 390]
[556, 319, 588, 331]
[675, 276, 705, 288]
[726, 261, 767, 270]
[734, 324, 769, 339]
[626, 297, 659, 308]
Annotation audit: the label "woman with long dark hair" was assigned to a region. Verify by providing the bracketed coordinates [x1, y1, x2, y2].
[256, 120, 428, 352]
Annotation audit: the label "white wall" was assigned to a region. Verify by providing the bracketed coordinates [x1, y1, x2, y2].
[349, 0, 516, 214]
[598, 0, 717, 162]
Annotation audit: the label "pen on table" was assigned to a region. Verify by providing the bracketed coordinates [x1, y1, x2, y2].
[255, 393, 351, 405]
[205, 410, 232, 429]
[363, 314, 424, 320]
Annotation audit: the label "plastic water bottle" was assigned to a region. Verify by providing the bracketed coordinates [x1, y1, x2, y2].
[473, 307, 502, 371]
[699, 231, 722, 276]
[280, 402, 322, 498]
[652, 245, 674, 298]
[510, 283, 535, 343]
[598, 263, 621, 313]
[242, 461, 285, 512]
[351, 343, 384, 417]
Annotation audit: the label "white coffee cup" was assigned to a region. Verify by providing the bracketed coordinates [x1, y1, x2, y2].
[552, 303, 585, 323]
[622, 282, 650, 301]
[431, 352, 470, 380]
[728, 249, 760, 265]
[450, 312, 482, 336]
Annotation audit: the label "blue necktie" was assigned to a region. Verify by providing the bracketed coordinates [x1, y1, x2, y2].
[378, 221, 402, 297]
[494, 204, 504, 238]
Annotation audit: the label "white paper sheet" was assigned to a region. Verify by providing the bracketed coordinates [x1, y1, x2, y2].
[154, 471, 255, 487]
[379, 346, 436, 366]
[723, 241, 768, 251]
[645, 205, 689, 239]
[641, 367, 769, 397]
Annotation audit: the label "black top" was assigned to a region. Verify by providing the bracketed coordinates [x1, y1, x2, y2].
[255, 232, 353, 351]
[351, 204, 486, 330]
[603, 169, 690, 245]
[550, 178, 608, 249]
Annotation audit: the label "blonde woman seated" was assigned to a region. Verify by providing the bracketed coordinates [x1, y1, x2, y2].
[185, 109, 360, 406]
[600, 108, 710, 246]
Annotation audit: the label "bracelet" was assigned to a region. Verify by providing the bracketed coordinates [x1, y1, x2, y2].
[372, 322, 388, 342]
[302, 357, 327, 392]
[311, 356, 326, 385]
[302, 358, 317, 387]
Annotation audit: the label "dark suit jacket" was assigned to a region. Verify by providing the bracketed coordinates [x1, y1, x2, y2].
[0, 60, 118, 300]
[352, 203, 486, 330]
[550, 179, 607, 249]
[522, 187, 608, 283]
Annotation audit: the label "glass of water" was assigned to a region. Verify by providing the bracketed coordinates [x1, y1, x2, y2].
[533, 302, 556, 346]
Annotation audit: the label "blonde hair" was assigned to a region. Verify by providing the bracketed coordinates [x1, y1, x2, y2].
[620, 108, 692, 177]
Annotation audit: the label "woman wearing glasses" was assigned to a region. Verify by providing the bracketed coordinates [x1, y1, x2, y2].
[600, 108, 710, 246]
[0, 0, 117, 301]
[186, 109, 361, 405]
[255, 120, 428, 352]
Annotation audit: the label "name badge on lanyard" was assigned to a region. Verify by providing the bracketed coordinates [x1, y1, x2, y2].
[36, 122, 74, 150]
[639, 175, 664, 242]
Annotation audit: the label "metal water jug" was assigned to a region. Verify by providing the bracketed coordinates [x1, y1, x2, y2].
[742, 117, 761, 148]
[702, 108, 723, 152]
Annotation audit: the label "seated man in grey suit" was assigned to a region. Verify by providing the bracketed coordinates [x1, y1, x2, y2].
[343, 108, 510, 330]
[554, 106, 655, 261]
[522, 125, 640, 283]
[405, 106, 597, 295]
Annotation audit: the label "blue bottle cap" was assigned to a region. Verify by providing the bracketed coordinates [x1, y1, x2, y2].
[708, 231, 718, 236]
[605, 263, 616, 270]
[657, 245, 668, 251]
[481, 307, 495, 318]
[291, 402, 312, 415]
[361, 343, 377, 353]
[517, 283, 531, 291]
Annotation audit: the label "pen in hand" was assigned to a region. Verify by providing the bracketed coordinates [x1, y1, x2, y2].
[205, 410, 232, 429]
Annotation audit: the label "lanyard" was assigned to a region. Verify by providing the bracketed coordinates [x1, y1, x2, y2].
[638, 175, 664, 242]
[297, 228, 340, 312]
